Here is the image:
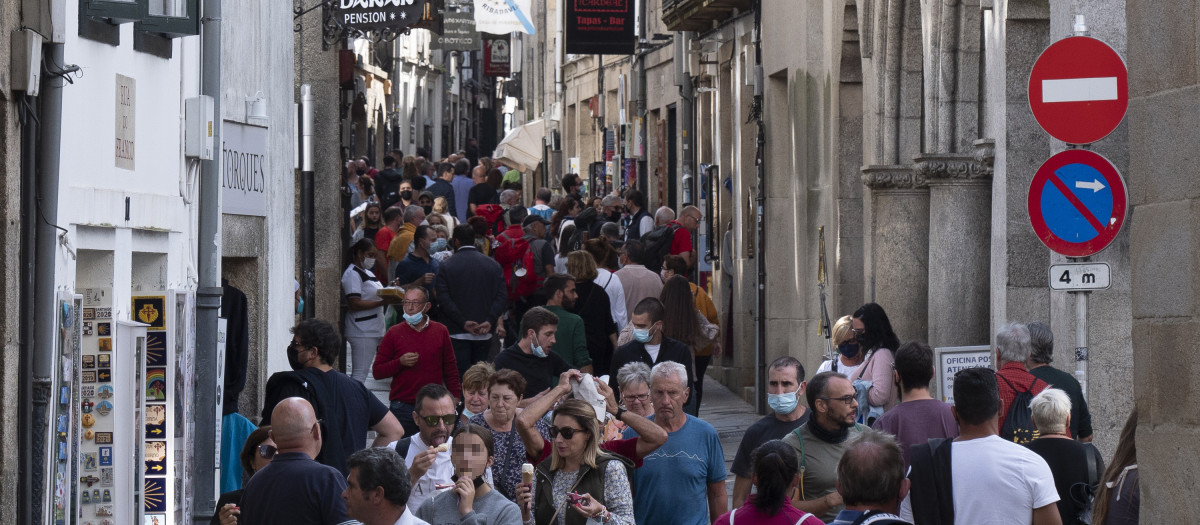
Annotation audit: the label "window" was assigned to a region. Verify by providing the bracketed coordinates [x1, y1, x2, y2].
[136, 0, 199, 37]
[82, 0, 144, 24]
[80, 0, 200, 44]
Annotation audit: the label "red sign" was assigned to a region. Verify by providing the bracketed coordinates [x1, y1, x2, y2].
[1028, 36, 1128, 145]
[1027, 149, 1127, 257]
[483, 36, 510, 77]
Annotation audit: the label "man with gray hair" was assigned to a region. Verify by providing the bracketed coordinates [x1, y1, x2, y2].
[1026, 322, 1093, 441]
[994, 322, 1049, 440]
[343, 447, 427, 525]
[624, 361, 727, 525]
[827, 429, 912, 524]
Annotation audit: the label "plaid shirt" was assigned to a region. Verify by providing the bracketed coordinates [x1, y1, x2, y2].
[996, 361, 1049, 432]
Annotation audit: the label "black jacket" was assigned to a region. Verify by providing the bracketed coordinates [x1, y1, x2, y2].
[375, 168, 405, 209]
[608, 336, 694, 399]
[434, 247, 508, 336]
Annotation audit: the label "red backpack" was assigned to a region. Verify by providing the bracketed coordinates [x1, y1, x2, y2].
[474, 204, 506, 234]
[494, 227, 541, 301]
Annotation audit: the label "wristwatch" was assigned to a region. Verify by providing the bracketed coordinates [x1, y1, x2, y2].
[614, 407, 626, 420]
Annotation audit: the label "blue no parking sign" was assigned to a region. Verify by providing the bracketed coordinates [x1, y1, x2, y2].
[1027, 149, 1128, 257]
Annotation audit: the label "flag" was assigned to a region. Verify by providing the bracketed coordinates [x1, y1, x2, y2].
[473, 0, 535, 35]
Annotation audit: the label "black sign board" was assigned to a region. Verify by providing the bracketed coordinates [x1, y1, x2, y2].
[434, 12, 481, 51]
[565, 0, 635, 55]
[336, 0, 431, 32]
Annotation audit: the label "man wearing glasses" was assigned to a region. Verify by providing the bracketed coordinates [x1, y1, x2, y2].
[387, 384, 488, 511]
[782, 371, 865, 523]
[373, 287, 462, 437]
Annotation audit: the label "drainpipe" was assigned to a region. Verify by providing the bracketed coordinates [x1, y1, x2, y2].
[301, 84, 315, 320]
[193, 0, 223, 519]
[752, 0, 766, 414]
[675, 31, 694, 207]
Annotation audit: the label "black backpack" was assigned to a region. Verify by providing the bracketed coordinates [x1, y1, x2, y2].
[639, 224, 679, 273]
[998, 374, 1040, 444]
[375, 168, 404, 209]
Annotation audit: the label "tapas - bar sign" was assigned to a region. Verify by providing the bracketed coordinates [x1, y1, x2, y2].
[566, 0, 635, 55]
[337, 0, 430, 31]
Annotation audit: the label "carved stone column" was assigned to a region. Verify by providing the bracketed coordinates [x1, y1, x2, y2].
[862, 165, 930, 344]
[918, 146, 994, 349]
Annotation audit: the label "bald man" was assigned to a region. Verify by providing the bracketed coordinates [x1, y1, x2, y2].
[241, 398, 354, 524]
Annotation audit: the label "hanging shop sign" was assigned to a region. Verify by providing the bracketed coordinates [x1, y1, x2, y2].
[565, 0, 635, 55]
[335, 0, 430, 32]
[483, 35, 511, 77]
[434, 12, 480, 51]
[221, 122, 270, 217]
[474, 0, 535, 35]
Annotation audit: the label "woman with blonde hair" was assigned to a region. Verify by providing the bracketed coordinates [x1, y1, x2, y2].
[816, 315, 865, 378]
[432, 196, 459, 230]
[565, 251, 618, 377]
[516, 399, 634, 525]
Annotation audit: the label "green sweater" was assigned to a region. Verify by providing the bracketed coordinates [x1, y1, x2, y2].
[544, 305, 592, 368]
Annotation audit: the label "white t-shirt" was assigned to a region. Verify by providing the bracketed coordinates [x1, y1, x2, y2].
[816, 358, 861, 381]
[341, 264, 385, 337]
[950, 435, 1059, 524]
[645, 343, 661, 362]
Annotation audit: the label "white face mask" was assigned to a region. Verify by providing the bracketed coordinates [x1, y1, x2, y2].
[362, 257, 376, 270]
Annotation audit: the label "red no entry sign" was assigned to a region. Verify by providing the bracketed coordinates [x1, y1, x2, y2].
[1028, 149, 1127, 257]
[1028, 36, 1128, 145]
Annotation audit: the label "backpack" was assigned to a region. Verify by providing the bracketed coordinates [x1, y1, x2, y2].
[639, 224, 679, 273]
[1069, 444, 1102, 524]
[494, 229, 541, 301]
[375, 169, 404, 210]
[908, 437, 955, 525]
[998, 374, 1040, 444]
[474, 204, 506, 234]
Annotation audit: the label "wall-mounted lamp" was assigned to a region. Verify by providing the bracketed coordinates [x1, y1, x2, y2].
[246, 91, 268, 120]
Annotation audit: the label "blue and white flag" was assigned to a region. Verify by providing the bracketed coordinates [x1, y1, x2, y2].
[474, 0, 535, 35]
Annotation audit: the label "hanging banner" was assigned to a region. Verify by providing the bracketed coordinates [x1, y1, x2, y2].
[483, 35, 511, 76]
[474, 0, 535, 35]
[565, 0, 635, 55]
[335, 0, 430, 32]
[433, 12, 480, 51]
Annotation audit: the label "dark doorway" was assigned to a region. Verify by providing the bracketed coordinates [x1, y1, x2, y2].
[667, 104, 678, 208]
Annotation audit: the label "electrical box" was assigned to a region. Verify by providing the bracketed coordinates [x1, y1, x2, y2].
[184, 95, 214, 159]
[11, 29, 43, 96]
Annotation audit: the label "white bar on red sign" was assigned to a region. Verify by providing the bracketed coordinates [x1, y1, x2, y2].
[1042, 77, 1118, 103]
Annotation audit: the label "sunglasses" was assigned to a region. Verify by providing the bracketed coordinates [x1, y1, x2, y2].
[420, 413, 458, 427]
[548, 426, 588, 440]
[258, 444, 277, 460]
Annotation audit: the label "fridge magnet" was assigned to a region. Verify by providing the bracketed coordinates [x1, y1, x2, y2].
[97, 338, 112, 352]
[145, 368, 166, 401]
[132, 296, 166, 330]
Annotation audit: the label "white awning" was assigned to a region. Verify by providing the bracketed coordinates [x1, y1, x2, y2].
[492, 119, 544, 173]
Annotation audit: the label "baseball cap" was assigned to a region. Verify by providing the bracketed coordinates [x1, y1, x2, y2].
[522, 214, 551, 227]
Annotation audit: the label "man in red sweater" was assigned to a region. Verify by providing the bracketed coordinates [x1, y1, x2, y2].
[373, 287, 462, 437]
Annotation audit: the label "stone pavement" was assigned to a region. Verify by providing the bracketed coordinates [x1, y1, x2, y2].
[359, 354, 764, 508]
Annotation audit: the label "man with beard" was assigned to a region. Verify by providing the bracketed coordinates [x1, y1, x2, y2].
[540, 274, 591, 373]
[261, 319, 405, 475]
[491, 307, 570, 404]
[386, 384, 468, 512]
[784, 371, 865, 522]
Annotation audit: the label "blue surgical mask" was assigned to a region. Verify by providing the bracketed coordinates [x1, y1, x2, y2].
[633, 327, 653, 343]
[431, 238, 448, 252]
[296, 297, 304, 315]
[530, 333, 547, 358]
[838, 342, 860, 359]
[767, 387, 800, 415]
[403, 311, 424, 325]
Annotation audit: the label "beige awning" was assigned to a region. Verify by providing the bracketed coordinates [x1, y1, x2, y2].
[492, 119, 544, 173]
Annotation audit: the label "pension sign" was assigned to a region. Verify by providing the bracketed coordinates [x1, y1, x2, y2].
[337, 0, 430, 31]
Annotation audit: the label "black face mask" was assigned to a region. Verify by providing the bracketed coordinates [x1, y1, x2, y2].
[400, 190, 413, 200]
[356, 169, 366, 175]
[423, 205, 433, 215]
[451, 474, 489, 490]
[287, 345, 306, 371]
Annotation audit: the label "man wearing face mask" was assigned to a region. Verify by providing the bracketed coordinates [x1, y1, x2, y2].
[730, 356, 810, 508]
[261, 319, 405, 475]
[394, 225, 440, 301]
[607, 297, 694, 402]
[374, 287, 463, 437]
[491, 307, 571, 406]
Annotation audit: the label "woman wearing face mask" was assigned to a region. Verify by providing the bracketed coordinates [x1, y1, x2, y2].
[415, 423, 524, 524]
[816, 316, 864, 378]
[459, 361, 494, 426]
[846, 303, 900, 425]
[469, 370, 535, 501]
[342, 238, 390, 382]
[429, 224, 453, 263]
[515, 399, 635, 525]
[398, 179, 416, 209]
